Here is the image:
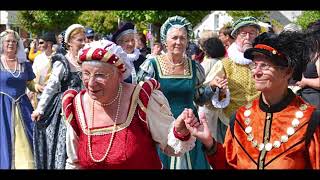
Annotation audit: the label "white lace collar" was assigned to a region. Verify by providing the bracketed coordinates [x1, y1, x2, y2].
[126, 48, 140, 63]
[227, 43, 252, 65]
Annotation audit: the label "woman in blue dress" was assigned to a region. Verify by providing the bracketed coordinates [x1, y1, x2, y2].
[137, 16, 214, 169]
[0, 29, 42, 169]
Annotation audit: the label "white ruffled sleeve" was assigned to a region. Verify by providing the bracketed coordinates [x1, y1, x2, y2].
[146, 90, 196, 156]
[211, 88, 231, 108]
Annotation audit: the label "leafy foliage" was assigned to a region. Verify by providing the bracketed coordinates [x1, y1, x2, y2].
[296, 11, 320, 29]
[115, 11, 210, 31]
[17, 11, 81, 36]
[78, 11, 119, 36]
[227, 11, 269, 22]
[16, 10, 210, 40]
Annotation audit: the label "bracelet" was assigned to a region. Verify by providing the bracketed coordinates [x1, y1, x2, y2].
[173, 127, 191, 141]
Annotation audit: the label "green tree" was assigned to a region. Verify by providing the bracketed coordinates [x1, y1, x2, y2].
[227, 11, 269, 22]
[116, 11, 210, 30]
[115, 11, 209, 42]
[17, 11, 82, 36]
[78, 11, 119, 35]
[296, 11, 320, 29]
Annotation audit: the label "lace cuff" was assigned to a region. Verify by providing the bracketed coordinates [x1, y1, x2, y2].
[211, 88, 230, 108]
[167, 122, 196, 155]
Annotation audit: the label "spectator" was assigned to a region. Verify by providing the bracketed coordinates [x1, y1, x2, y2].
[218, 25, 235, 55]
[85, 27, 95, 43]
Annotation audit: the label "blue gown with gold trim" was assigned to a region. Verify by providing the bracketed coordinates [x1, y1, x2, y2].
[0, 61, 35, 169]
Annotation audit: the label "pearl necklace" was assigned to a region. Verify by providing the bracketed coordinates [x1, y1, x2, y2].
[243, 103, 307, 152]
[87, 83, 122, 163]
[2, 58, 21, 78]
[95, 85, 122, 107]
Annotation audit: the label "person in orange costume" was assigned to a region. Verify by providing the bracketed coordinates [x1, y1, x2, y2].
[185, 31, 320, 169]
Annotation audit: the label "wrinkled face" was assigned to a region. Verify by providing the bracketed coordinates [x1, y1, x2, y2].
[3, 33, 18, 54]
[235, 26, 259, 53]
[68, 32, 86, 52]
[250, 54, 291, 93]
[166, 27, 188, 56]
[118, 33, 135, 54]
[81, 62, 120, 101]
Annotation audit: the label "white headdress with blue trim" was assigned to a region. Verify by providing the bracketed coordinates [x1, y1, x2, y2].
[160, 16, 193, 44]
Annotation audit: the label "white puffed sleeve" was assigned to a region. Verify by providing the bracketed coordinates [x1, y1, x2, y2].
[35, 61, 64, 114]
[65, 122, 80, 169]
[146, 90, 196, 155]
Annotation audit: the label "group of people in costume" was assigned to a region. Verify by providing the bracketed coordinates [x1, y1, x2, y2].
[0, 15, 319, 169]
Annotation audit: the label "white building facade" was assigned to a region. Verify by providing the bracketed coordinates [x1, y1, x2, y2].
[193, 11, 233, 38]
[1, 11, 18, 29]
[193, 11, 303, 38]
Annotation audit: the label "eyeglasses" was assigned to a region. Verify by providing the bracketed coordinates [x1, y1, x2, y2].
[38, 41, 45, 44]
[82, 72, 113, 83]
[248, 62, 281, 71]
[5, 40, 17, 44]
[238, 31, 258, 39]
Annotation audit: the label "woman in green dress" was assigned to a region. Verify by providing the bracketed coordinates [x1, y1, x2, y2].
[137, 16, 213, 169]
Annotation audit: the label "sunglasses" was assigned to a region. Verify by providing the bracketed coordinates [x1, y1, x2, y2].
[39, 41, 45, 44]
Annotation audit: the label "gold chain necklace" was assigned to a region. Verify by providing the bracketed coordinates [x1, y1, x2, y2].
[243, 103, 307, 152]
[87, 83, 122, 162]
[167, 55, 185, 73]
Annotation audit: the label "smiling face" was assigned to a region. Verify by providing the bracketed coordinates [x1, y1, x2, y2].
[118, 33, 135, 54]
[165, 27, 188, 56]
[81, 62, 121, 101]
[2, 33, 18, 55]
[250, 54, 292, 93]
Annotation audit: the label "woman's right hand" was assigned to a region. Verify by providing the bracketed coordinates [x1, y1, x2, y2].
[184, 112, 214, 149]
[209, 76, 228, 90]
[31, 111, 42, 121]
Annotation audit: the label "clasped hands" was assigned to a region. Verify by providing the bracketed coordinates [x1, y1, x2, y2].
[175, 109, 215, 149]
